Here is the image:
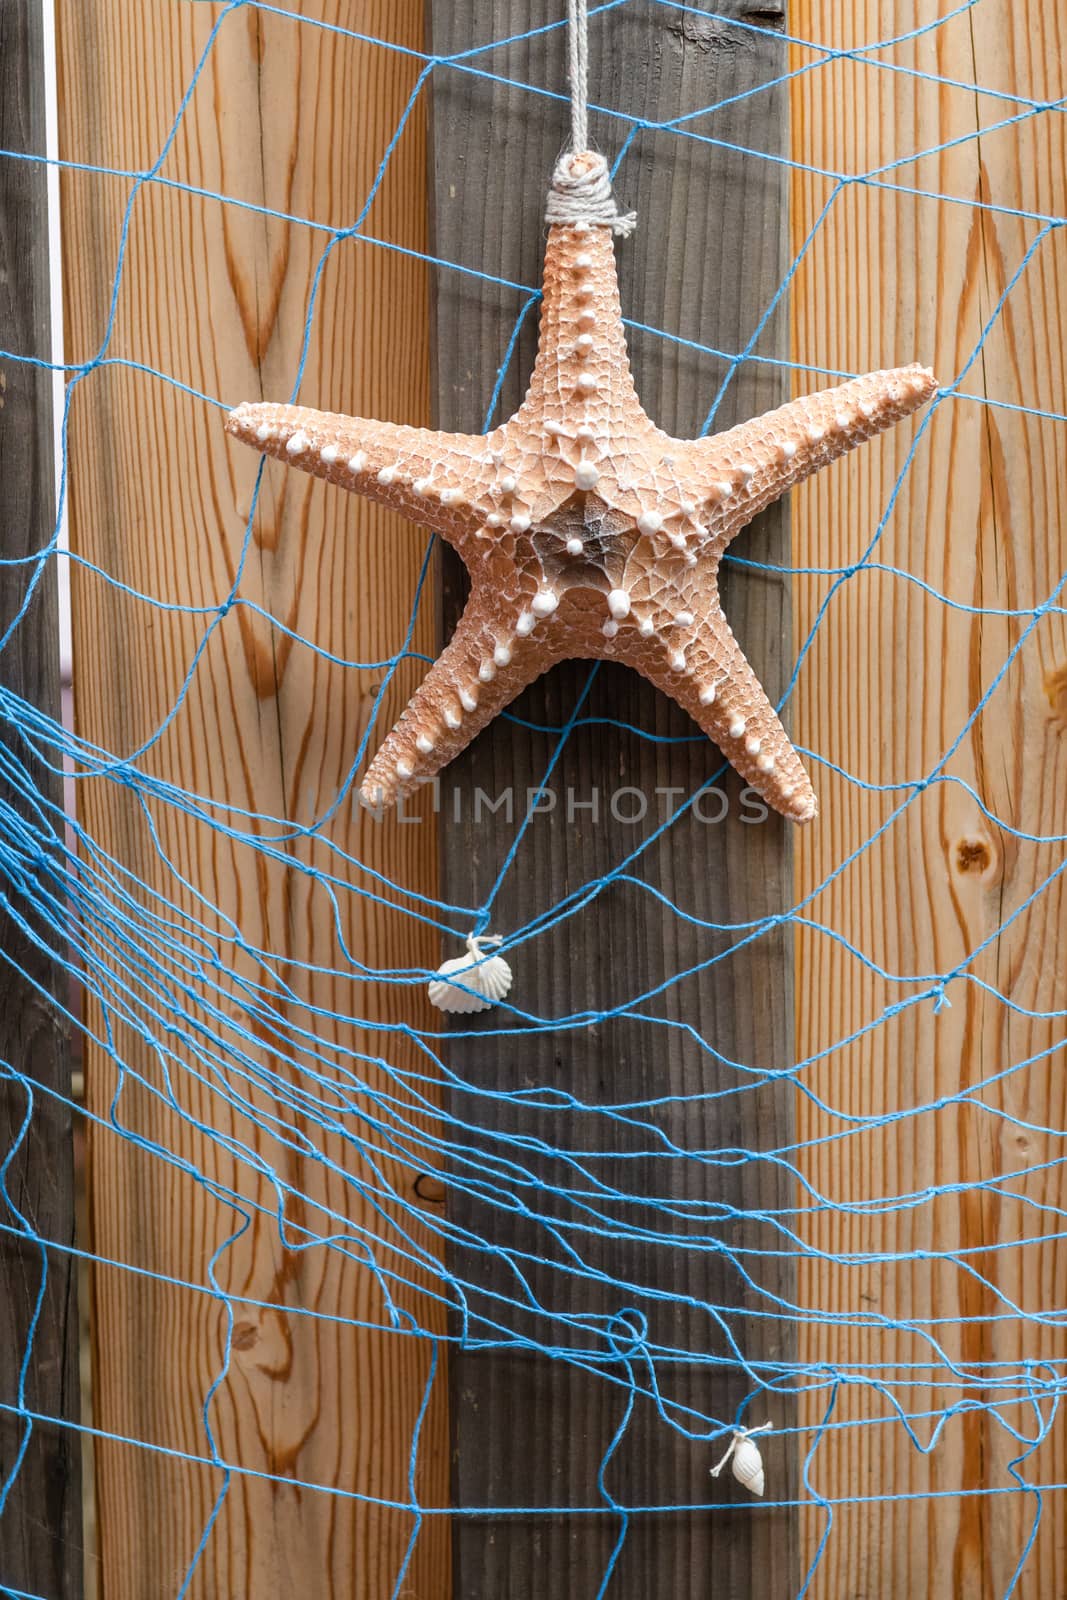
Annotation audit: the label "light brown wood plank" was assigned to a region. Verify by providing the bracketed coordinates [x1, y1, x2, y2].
[57, 3, 450, 1594]
[791, 4, 1067, 1594]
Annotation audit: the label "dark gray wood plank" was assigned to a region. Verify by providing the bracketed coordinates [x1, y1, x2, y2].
[0, 3, 84, 1595]
[428, 4, 799, 1595]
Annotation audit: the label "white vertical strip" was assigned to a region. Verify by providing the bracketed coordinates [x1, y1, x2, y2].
[40, 0, 71, 681]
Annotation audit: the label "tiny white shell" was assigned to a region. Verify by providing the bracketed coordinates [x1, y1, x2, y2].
[427, 936, 513, 1014]
[709, 1422, 771, 1499]
[730, 1436, 765, 1497]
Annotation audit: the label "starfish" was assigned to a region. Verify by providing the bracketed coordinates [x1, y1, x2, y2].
[226, 155, 936, 823]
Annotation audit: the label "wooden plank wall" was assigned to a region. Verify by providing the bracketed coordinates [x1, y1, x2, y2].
[56, 4, 451, 1595]
[429, 4, 799, 1596]
[792, 3, 1067, 1595]
[0, 3, 83, 1595]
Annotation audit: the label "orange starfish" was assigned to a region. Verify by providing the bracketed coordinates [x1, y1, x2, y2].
[226, 156, 936, 823]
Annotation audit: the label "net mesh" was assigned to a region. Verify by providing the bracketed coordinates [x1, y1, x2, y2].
[1, 2, 1066, 1596]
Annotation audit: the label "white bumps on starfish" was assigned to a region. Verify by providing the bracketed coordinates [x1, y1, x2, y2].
[226, 154, 937, 824]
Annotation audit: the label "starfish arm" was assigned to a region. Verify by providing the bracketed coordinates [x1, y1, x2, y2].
[620, 622, 817, 823]
[684, 365, 938, 540]
[358, 599, 548, 809]
[225, 401, 498, 546]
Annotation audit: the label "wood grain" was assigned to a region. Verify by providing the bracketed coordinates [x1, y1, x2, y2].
[56, 4, 450, 1595]
[429, 3, 799, 1595]
[791, 3, 1067, 1594]
[0, 3, 83, 1595]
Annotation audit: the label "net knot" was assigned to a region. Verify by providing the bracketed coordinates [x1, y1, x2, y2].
[605, 1307, 649, 1362]
[545, 150, 636, 237]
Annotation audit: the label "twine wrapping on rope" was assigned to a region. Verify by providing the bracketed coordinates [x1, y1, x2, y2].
[545, 150, 637, 236]
[544, 0, 636, 235]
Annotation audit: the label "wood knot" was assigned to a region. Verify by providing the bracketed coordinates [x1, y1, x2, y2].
[231, 1320, 259, 1351]
[671, 4, 784, 48]
[953, 832, 997, 880]
[670, 15, 737, 50]
[1044, 661, 1067, 728]
[414, 1173, 447, 1205]
[741, 5, 787, 27]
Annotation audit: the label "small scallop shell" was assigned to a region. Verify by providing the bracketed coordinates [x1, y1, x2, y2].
[730, 1436, 765, 1497]
[427, 937, 513, 1014]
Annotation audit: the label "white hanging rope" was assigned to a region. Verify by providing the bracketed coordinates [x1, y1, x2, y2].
[545, 0, 636, 235]
[568, 0, 590, 153]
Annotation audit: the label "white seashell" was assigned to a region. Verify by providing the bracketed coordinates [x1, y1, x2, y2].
[709, 1422, 771, 1499]
[730, 1435, 765, 1496]
[427, 936, 513, 1014]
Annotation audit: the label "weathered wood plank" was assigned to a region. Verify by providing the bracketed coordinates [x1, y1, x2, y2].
[429, 4, 799, 1595]
[792, 4, 1067, 1594]
[0, 2, 84, 1595]
[56, 4, 450, 1595]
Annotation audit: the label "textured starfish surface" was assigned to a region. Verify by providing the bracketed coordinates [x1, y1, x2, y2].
[226, 176, 936, 823]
